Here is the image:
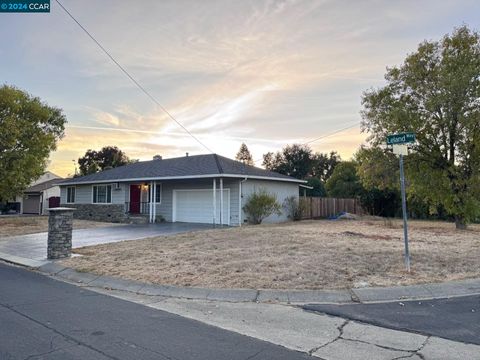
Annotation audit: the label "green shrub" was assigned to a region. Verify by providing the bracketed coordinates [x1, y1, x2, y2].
[243, 189, 282, 224]
[283, 196, 307, 221]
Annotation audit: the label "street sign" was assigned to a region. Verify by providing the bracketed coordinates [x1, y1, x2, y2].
[386, 132, 415, 272]
[386, 132, 416, 145]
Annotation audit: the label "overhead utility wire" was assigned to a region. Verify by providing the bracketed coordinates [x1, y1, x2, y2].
[253, 122, 360, 163]
[55, 0, 214, 154]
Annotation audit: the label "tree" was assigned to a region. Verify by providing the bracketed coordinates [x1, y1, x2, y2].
[304, 177, 326, 197]
[78, 146, 130, 176]
[355, 147, 398, 191]
[235, 143, 254, 165]
[77, 149, 100, 176]
[263, 144, 313, 179]
[0, 85, 66, 201]
[263, 144, 340, 183]
[311, 151, 341, 182]
[361, 26, 480, 229]
[325, 162, 364, 198]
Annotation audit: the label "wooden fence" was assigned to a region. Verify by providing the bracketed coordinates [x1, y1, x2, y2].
[301, 197, 364, 219]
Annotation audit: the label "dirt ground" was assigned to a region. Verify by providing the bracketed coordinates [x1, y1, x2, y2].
[62, 219, 480, 290]
[0, 216, 119, 237]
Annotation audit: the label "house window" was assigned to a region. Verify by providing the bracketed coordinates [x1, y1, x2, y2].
[148, 183, 162, 203]
[155, 184, 162, 203]
[66, 186, 76, 203]
[93, 185, 112, 204]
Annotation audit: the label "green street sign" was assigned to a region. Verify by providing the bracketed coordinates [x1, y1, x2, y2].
[387, 132, 416, 145]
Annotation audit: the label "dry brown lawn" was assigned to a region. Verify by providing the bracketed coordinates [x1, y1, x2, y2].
[61, 219, 480, 290]
[0, 216, 120, 238]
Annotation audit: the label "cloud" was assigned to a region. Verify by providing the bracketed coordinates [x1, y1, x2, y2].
[2, 0, 475, 176]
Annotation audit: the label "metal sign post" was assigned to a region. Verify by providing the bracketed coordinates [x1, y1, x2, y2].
[399, 154, 410, 272]
[387, 132, 415, 272]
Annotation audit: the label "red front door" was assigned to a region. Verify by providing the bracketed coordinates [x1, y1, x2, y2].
[130, 185, 141, 214]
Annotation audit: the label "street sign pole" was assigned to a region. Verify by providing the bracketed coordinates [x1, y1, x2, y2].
[399, 154, 410, 272]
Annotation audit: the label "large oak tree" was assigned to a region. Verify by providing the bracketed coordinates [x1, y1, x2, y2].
[78, 146, 131, 176]
[361, 26, 480, 229]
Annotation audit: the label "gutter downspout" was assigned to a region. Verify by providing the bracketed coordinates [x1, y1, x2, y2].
[239, 177, 247, 227]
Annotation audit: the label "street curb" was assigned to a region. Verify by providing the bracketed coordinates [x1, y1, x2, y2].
[31, 262, 480, 305]
[0, 252, 50, 268]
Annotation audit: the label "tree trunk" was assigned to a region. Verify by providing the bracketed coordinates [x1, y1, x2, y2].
[455, 216, 467, 230]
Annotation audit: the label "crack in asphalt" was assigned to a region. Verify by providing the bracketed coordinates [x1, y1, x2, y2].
[307, 319, 432, 360]
[244, 349, 264, 360]
[307, 319, 349, 355]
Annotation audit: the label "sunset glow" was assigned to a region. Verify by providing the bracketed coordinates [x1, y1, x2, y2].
[2, 0, 478, 176]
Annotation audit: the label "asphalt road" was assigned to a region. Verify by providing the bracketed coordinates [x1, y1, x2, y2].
[0, 263, 310, 360]
[303, 295, 480, 345]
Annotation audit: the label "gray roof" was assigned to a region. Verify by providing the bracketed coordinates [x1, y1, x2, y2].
[60, 154, 304, 185]
[25, 178, 64, 193]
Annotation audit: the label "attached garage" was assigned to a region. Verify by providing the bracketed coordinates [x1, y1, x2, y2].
[22, 194, 41, 214]
[173, 189, 230, 225]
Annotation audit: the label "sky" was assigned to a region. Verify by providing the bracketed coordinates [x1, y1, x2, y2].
[1, 0, 479, 177]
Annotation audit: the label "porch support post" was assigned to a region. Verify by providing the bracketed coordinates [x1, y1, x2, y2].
[153, 181, 156, 223]
[149, 181, 153, 223]
[213, 178, 216, 226]
[220, 178, 223, 225]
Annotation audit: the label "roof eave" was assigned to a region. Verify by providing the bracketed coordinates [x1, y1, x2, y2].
[59, 173, 306, 186]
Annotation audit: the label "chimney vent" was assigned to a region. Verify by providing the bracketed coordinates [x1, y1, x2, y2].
[186, 152, 189, 157]
[153, 155, 162, 160]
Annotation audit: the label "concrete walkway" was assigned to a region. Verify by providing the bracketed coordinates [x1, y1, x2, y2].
[0, 222, 212, 261]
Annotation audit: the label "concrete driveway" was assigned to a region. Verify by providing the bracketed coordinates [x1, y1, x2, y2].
[0, 222, 213, 262]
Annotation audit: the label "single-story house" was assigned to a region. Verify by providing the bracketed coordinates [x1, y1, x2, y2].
[11, 171, 63, 215]
[58, 154, 306, 225]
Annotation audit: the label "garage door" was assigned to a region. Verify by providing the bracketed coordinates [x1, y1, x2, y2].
[173, 189, 230, 225]
[23, 194, 41, 214]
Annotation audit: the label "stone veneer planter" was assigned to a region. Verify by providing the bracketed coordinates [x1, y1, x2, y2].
[61, 203, 147, 224]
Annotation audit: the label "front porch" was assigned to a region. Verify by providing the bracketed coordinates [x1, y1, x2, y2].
[124, 183, 160, 222]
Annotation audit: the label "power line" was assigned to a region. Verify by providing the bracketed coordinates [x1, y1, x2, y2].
[304, 122, 359, 145]
[54, 0, 214, 154]
[253, 121, 360, 163]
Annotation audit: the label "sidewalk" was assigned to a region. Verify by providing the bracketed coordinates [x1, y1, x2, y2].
[89, 286, 480, 360]
[36, 262, 480, 305]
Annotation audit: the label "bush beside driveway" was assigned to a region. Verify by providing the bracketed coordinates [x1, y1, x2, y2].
[61, 219, 480, 290]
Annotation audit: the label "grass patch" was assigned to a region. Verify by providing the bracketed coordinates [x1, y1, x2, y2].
[61, 219, 480, 290]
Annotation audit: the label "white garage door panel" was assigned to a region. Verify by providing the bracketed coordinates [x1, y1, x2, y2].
[174, 189, 229, 225]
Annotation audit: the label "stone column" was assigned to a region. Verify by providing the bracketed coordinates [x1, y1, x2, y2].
[47, 207, 75, 259]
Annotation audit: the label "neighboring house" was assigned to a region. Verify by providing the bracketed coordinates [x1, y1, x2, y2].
[58, 154, 305, 225]
[14, 171, 63, 215]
